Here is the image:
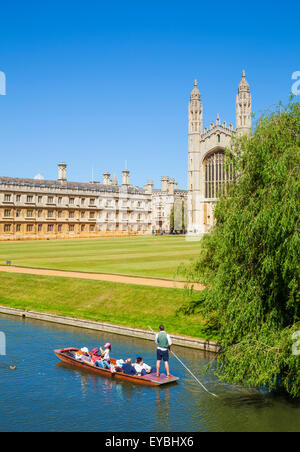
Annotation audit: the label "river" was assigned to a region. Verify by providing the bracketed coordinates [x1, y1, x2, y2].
[0, 314, 299, 432]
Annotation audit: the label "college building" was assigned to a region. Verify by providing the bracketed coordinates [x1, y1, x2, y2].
[0, 164, 186, 240]
[0, 70, 251, 241]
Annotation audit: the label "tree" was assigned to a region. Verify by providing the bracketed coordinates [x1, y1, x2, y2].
[181, 101, 300, 397]
[169, 204, 175, 231]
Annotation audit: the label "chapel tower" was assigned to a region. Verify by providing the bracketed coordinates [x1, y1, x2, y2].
[236, 70, 252, 136]
[188, 80, 203, 233]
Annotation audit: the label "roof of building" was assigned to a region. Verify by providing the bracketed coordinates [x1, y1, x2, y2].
[0, 176, 144, 194]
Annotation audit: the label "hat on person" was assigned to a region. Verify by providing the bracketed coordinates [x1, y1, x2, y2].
[81, 347, 89, 354]
[104, 343, 111, 349]
[92, 348, 99, 355]
[116, 359, 125, 367]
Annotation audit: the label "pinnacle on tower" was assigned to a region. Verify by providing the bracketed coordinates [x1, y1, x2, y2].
[238, 70, 250, 93]
[189, 79, 203, 134]
[236, 69, 252, 135]
[190, 79, 201, 100]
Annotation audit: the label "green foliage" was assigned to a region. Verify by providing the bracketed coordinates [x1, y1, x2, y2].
[182, 199, 186, 231]
[181, 101, 300, 397]
[169, 204, 175, 230]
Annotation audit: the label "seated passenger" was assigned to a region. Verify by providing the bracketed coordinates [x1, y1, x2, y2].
[122, 358, 137, 375]
[134, 357, 154, 375]
[76, 347, 92, 364]
[94, 359, 110, 369]
[91, 348, 101, 363]
[99, 342, 111, 366]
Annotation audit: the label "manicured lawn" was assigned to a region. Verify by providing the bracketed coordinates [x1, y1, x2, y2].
[0, 272, 213, 340]
[0, 236, 200, 280]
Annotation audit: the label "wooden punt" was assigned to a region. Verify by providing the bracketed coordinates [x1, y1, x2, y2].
[54, 348, 179, 387]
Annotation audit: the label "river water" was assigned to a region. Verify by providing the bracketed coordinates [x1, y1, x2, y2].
[0, 314, 299, 432]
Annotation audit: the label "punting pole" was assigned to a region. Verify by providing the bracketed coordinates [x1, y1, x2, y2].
[148, 326, 218, 398]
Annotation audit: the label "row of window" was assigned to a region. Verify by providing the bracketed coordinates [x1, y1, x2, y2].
[3, 224, 97, 233]
[3, 194, 150, 207]
[2, 223, 148, 233]
[3, 209, 150, 221]
[3, 194, 151, 209]
[3, 209, 97, 219]
[3, 194, 96, 205]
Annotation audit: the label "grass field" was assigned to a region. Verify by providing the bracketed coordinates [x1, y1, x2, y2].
[0, 272, 213, 340]
[0, 236, 200, 280]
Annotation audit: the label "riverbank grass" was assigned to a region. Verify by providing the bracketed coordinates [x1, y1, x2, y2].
[0, 272, 212, 340]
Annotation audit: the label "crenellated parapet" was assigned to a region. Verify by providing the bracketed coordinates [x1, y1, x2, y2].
[201, 115, 236, 140]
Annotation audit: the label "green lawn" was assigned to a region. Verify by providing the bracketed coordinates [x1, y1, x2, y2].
[0, 236, 200, 280]
[0, 272, 212, 340]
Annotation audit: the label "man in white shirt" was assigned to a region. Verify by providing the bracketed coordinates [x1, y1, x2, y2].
[133, 357, 153, 376]
[155, 325, 172, 377]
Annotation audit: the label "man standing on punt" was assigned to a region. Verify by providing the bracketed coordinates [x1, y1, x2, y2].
[155, 325, 172, 378]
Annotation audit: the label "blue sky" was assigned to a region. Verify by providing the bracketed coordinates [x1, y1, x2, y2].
[0, 0, 299, 189]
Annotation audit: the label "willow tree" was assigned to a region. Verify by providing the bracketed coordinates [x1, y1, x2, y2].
[182, 101, 300, 397]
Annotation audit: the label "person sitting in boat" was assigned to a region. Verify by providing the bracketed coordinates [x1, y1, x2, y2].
[76, 347, 93, 364]
[134, 357, 153, 376]
[91, 348, 101, 364]
[93, 343, 111, 369]
[121, 358, 137, 375]
[100, 343, 111, 362]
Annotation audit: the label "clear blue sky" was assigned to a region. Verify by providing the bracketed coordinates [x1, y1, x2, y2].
[0, 0, 299, 189]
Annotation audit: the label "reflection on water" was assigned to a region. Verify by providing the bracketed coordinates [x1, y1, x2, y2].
[0, 313, 299, 432]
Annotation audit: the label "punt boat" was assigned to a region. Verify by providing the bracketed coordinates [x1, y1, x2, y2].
[54, 348, 179, 386]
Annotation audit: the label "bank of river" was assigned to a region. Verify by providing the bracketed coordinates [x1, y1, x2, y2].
[0, 314, 299, 432]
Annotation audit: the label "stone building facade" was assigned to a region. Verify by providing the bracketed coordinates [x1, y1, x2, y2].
[0, 164, 186, 241]
[187, 70, 252, 236]
[0, 71, 251, 241]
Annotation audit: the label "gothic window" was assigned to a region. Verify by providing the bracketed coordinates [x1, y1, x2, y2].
[204, 150, 234, 199]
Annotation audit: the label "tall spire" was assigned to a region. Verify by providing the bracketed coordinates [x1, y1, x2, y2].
[236, 70, 252, 136]
[189, 79, 203, 134]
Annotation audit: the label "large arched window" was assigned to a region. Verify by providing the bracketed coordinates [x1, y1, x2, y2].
[204, 150, 234, 199]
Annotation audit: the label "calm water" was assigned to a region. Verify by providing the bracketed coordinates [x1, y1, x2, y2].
[0, 314, 299, 432]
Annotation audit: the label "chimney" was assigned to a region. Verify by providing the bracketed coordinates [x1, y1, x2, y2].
[58, 163, 67, 182]
[169, 178, 175, 195]
[103, 172, 111, 185]
[122, 170, 130, 186]
[145, 180, 154, 194]
[161, 176, 169, 192]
